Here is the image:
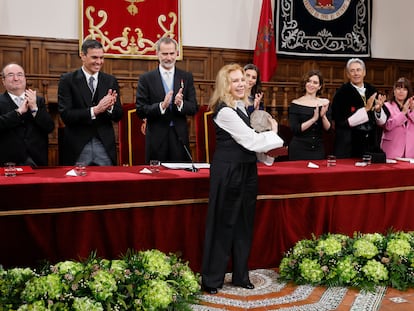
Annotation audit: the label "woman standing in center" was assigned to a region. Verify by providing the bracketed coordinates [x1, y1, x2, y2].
[288, 69, 331, 160]
[201, 64, 283, 294]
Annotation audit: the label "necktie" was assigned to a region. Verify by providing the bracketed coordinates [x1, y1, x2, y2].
[15, 96, 23, 107]
[88, 76, 95, 95]
[164, 71, 172, 90]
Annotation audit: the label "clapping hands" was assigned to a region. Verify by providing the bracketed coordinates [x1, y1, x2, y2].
[366, 92, 386, 112]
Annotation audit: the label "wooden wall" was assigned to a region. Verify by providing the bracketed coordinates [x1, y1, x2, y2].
[1, 35, 414, 165]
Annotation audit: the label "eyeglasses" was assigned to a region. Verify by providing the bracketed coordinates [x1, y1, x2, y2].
[3, 72, 25, 79]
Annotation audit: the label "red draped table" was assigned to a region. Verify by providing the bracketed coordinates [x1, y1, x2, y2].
[2, 160, 414, 271]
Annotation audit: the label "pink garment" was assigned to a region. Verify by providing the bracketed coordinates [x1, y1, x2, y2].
[381, 101, 414, 158]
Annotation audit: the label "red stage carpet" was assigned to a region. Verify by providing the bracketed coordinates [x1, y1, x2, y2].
[192, 269, 414, 310]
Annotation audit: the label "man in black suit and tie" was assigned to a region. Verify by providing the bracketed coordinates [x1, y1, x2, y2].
[0, 63, 55, 166]
[136, 37, 198, 163]
[58, 39, 123, 165]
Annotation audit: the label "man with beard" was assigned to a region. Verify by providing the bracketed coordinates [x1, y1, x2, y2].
[136, 37, 198, 163]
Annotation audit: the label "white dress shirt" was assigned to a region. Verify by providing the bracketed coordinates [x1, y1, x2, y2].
[214, 101, 284, 165]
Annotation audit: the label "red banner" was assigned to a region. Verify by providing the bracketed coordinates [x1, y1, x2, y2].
[80, 0, 181, 59]
[253, 0, 277, 82]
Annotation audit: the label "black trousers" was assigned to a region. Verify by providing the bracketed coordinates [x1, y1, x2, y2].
[202, 161, 258, 288]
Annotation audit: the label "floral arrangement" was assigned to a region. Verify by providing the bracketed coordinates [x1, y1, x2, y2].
[0, 249, 200, 310]
[279, 231, 414, 291]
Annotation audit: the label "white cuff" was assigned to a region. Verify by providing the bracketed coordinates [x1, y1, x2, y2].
[375, 108, 387, 126]
[348, 107, 368, 127]
[160, 102, 166, 114]
[257, 153, 274, 166]
[177, 100, 183, 111]
[90, 107, 96, 120]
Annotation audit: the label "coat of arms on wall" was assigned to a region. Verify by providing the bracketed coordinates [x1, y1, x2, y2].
[276, 0, 371, 57]
[80, 0, 181, 59]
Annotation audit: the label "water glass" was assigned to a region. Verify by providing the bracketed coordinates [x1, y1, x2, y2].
[150, 160, 161, 173]
[362, 154, 372, 166]
[4, 162, 16, 177]
[327, 155, 336, 167]
[75, 162, 87, 176]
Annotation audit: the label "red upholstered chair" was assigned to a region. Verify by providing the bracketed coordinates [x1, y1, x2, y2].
[118, 103, 146, 165]
[195, 105, 216, 163]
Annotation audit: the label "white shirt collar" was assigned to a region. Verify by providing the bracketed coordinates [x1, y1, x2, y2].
[81, 67, 99, 81]
[236, 100, 248, 115]
[8, 92, 25, 106]
[159, 65, 174, 76]
[351, 83, 366, 96]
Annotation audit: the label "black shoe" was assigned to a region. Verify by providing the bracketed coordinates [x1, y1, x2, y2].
[234, 282, 255, 289]
[202, 285, 218, 294]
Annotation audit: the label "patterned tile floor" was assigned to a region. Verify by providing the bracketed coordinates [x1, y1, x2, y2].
[191, 269, 414, 310]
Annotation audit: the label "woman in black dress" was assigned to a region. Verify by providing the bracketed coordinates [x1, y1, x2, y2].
[288, 69, 332, 160]
[201, 64, 283, 294]
[243, 63, 264, 114]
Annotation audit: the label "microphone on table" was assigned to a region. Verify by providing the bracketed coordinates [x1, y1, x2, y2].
[173, 123, 199, 172]
[182, 143, 199, 172]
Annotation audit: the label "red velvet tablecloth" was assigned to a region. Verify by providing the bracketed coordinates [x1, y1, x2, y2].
[2, 160, 414, 271]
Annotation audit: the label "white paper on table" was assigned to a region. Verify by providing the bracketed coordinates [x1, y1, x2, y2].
[355, 162, 367, 167]
[161, 162, 210, 169]
[393, 157, 414, 164]
[386, 159, 397, 164]
[139, 168, 152, 174]
[307, 162, 319, 169]
[66, 169, 77, 176]
[395, 157, 414, 162]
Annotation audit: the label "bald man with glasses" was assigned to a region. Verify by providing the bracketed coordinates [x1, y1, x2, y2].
[0, 63, 55, 166]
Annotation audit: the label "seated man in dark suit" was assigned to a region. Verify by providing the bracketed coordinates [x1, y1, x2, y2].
[58, 39, 123, 165]
[0, 63, 55, 166]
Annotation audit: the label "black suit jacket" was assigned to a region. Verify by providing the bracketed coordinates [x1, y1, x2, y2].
[0, 92, 55, 166]
[136, 67, 198, 162]
[331, 82, 379, 158]
[58, 68, 123, 165]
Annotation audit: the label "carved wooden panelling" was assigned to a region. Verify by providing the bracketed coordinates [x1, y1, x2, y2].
[1, 35, 414, 166]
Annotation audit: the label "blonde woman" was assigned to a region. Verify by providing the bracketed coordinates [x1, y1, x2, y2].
[201, 64, 283, 294]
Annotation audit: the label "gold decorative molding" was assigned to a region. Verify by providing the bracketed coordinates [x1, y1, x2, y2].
[80, 0, 181, 59]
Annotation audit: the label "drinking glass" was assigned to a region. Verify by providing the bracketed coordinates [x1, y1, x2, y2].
[75, 162, 87, 176]
[4, 162, 16, 177]
[362, 154, 372, 166]
[150, 160, 161, 173]
[327, 155, 336, 167]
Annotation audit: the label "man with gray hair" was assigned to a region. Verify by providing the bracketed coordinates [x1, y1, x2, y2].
[331, 58, 387, 158]
[136, 37, 198, 163]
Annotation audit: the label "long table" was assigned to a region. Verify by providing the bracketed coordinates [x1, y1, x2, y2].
[2, 160, 414, 272]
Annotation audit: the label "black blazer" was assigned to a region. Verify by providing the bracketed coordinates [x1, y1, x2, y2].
[58, 68, 123, 165]
[0, 92, 55, 166]
[331, 82, 379, 158]
[136, 67, 198, 161]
